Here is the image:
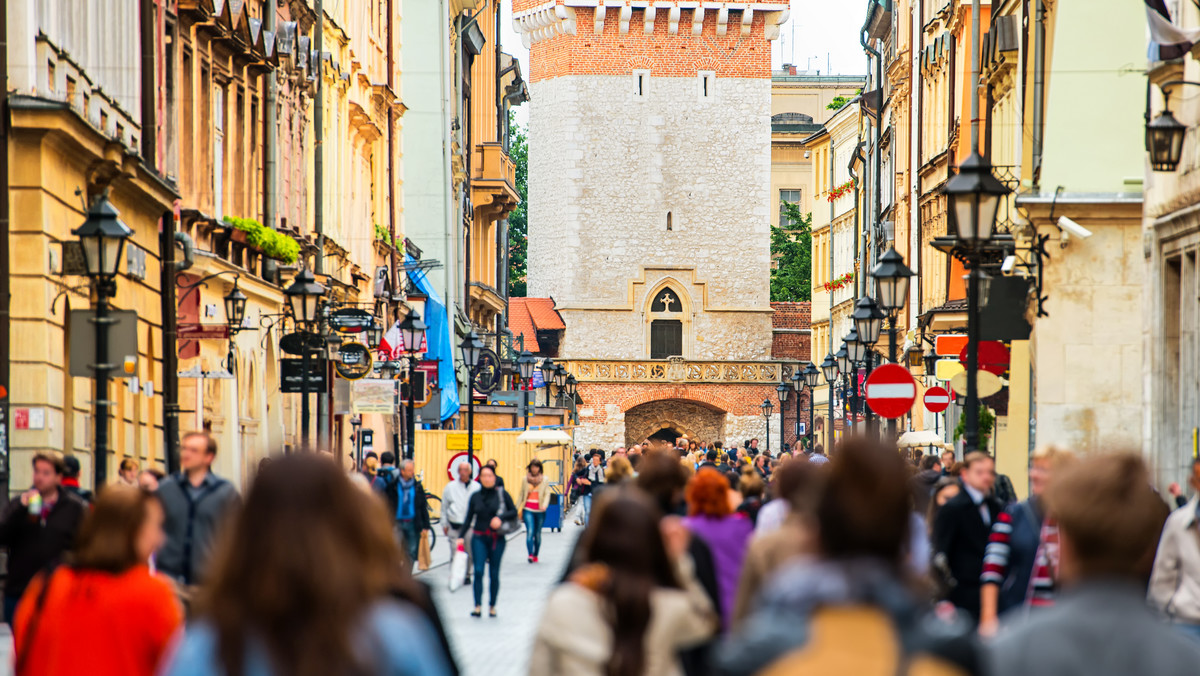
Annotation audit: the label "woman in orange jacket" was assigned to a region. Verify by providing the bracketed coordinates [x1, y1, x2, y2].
[14, 485, 182, 676]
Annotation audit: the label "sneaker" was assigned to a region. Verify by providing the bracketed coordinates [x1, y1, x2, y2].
[532, 556, 539, 563]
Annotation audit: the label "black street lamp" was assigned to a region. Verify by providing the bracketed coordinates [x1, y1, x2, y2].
[776, 382, 790, 451]
[942, 151, 1011, 453]
[223, 282, 248, 333]
[820, 354, 838, 452]
[872, 247, 915, 437]
[539, 358, 556, 406]
[803, 362, 820, 449]
[790, 366, 803, 447]
[836, 343, 852, 433]
[285, 268, 326, 446]
[565, 375, 579, 424]
[852, 296, 885, 348]
[74, 196, 132, 488]
[517, 350, 537, 429]
[399, 311, 427, 460]
[760, 398, 775, 456]
[460, 331, 486, 469]
[553, 364, 569, 406]
[365, 321, 384, 350]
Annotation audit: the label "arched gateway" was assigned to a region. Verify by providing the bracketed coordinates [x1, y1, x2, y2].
[623, 399, 727, 448]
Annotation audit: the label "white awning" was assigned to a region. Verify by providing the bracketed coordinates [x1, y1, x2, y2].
[897, 430, 946, 449]
[516, 429, 573, 445]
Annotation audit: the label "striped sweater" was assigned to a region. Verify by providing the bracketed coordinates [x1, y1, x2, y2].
[981, 509, 1059, 608]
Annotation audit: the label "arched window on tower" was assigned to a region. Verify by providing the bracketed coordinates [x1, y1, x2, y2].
[648, 287, 685, 359]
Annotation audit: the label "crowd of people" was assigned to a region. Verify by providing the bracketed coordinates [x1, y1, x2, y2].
[5, 428, 1200, 675]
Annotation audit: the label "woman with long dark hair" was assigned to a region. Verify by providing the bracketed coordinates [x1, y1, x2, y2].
[14, 486, 181, 676]
[457, 464, 517, 618]
[518, 459, 550, 563]
[162, 453, 452, 676]
[531, 491, 717, 676]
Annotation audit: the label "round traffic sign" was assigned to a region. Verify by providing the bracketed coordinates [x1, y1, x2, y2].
[958, 340, 1010, 376]
[864, 364, 918, 419]
[447, 452, 482, 480]
[924, 386, 951, 413]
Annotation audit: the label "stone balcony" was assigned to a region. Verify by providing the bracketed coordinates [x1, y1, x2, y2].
[562, 358, 803, 384]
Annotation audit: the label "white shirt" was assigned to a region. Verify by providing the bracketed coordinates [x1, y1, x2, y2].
[755, 498, 791, 536]
[442, 478, 480, 525]
[962, 482, 990, 526]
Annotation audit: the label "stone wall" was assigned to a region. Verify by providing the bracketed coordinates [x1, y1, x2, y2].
[527, 73, 773, 360]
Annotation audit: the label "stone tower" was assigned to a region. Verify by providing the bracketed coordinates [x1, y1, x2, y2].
[514, 2, 795, 449]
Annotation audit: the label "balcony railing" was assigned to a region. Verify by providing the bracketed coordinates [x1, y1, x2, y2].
[471, 142, 517, 192]
[993, 165, 1020, 233]
[563, 359, 803, 384]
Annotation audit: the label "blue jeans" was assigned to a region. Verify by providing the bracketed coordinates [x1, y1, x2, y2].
[524, 510, 546, 556]
[396, 519, 419, 569]
[582, 493, 593, 525]
[471, 533, 506, 608]
[1174, 622, 1200, 645]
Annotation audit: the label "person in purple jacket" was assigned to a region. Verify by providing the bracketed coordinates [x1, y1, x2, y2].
[683, 467, 755, 631]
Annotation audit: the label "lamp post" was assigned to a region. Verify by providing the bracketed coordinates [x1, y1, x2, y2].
[941, 151, 1010, 453]
[285, 269, 326, 446]
[399, 311, 427, 460]
[223, 280, 249, 373]
[74, 196, 132, 488]
[365, 321, 384, 350]
[517, 350, 537, 429]
[460, 331, 485, 469]
[820, 354, 838, 451]
[553, 365, 569, 407]
[539, 358, 556, 407]
[803, 362, 820, 450]
[872, 247, 916, 437]
[565, 375, 579, 424]
[852, 297, 883, 433]
[790, 366, 803, 447]
[835, 343, 851, 432]
[760, 399, 775, 456]
[776, 382, 790, 453]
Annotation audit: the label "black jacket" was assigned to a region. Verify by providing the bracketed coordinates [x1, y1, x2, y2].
[931, 488, 1003, 620]
[457, 486, 517, 538]
[378, 470, 431, 531]
[0, 487, 87, 598]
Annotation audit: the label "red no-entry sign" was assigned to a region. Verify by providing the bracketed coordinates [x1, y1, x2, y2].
[924, 386, 951, 413]
[865, 364, 918, 419]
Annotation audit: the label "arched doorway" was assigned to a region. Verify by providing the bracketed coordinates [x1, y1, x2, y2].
[623, 399, 726, 447]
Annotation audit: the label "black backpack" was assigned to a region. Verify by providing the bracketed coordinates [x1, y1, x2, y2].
[381, 468, 401, 515]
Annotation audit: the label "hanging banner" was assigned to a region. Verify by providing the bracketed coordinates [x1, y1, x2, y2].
[352, 379, 397, 414]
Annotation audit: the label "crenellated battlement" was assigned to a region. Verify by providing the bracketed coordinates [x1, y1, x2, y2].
[513, 1, 791, 48]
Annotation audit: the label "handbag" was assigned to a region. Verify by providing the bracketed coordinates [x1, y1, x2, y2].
[449, 541, 469, 592]
[495, 495, 521, 536]
[417, 530, 432, 571]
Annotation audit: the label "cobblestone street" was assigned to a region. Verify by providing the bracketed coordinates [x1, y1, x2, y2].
[420, 516, 584, 676]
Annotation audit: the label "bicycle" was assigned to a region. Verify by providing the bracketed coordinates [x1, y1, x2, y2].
[425, 493, 442, 551]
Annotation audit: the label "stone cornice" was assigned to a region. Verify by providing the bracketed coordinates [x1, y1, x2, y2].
[513, 1, 791, 46]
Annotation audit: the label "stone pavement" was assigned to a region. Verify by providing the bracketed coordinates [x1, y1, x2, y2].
[419, 514, 585, 676]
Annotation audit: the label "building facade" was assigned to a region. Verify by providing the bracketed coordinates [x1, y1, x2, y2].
[516, 0, 793, 450]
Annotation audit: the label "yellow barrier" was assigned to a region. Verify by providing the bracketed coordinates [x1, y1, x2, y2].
[414, 430, 572, 512]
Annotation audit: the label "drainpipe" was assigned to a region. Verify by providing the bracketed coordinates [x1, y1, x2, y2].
[387, 0, 403, 453]
[161, 210, 180, 473]
[828, 136, 835, 452]
[314, 0, 329, 449]
[850, 141, 865, 301]
[1032, 0, 1045, 186]
[0, 0, 11, 501]
[264, 0, 277, 229]
[860, 25, 883, 286]
[140, 0, 157, 168]
[970, 0, 981, 152]
[911, 0, 922, 325]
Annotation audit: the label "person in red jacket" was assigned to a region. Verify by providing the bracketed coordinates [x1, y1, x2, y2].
[13, 486, 182, 676]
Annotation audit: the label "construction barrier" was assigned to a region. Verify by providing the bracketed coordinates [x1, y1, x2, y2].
[413, 430, 572, 506]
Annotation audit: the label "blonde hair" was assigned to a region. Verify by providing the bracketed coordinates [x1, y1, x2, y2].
[1032, 445, 1077, 470]
[606, 456, 634, 484]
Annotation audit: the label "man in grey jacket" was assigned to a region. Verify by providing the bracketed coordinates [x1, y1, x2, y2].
[157, 432, 241, 586]
[990, 454, 1199, 676]
[1150, 457, 1200, 641]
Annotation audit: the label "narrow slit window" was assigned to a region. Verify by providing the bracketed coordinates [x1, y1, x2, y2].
[666, 211, 673, 230]
[633, 69, 650, 98]
[698, 71, 715, 100]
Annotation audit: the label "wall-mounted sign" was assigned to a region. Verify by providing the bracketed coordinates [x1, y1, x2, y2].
[280, 331, 324, 356]
[473, 349, 502, 393]
[336, 343, 374, 380]
[329, 308, 373, 334]
[281, 358, 329, 393]
[177, 323, 230, 341]
[14, 408, 45, 430]
[352, 379, 397, 414]
[446, 433, 484, 451]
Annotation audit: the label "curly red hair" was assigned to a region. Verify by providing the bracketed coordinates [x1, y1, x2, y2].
[686, 467, 732, 518]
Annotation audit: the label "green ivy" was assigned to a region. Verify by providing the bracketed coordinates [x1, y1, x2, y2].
[374, 223, 400, 250]
[223, 217, 300, 265]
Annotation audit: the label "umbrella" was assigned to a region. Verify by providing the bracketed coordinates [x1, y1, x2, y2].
[897, 430, 945, 449]
[516, 429, 573, 445]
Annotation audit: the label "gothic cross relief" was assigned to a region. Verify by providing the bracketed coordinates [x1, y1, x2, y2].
[652, 290, 681, 313]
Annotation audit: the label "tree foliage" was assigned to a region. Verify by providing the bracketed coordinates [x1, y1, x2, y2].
[771, 202, 812, 303]
[826, 89, 863, 111]
[507, 114, 529, 297]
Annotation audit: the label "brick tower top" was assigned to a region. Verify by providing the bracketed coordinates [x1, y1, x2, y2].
[512, 1, 791, 82]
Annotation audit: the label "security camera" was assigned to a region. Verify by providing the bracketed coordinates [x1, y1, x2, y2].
[1001, 255, 1017, 274]
[1057, 216, 1093, 240]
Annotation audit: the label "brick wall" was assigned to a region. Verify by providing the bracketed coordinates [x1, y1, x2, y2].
[771, 301, 811, 362]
